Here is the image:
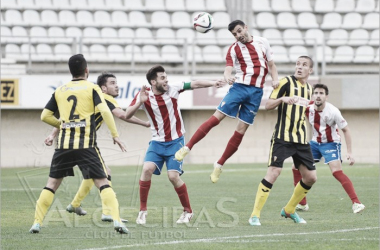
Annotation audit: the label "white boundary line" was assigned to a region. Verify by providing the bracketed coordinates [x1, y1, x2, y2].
[80, 227, 379, 250]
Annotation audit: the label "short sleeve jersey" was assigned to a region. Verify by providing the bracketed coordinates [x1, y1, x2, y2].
[94, 93, 120, 130]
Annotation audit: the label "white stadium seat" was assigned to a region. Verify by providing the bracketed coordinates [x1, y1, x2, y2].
[321, 13, 342, 29]
[176, 28, 196, 44]
[2, 0, 18, 10]
[305, 29, 325, 45]
[23, 10, 41, 26]
[161, 45, 183, 62]
[30, 27, 50, 43]
[4, 10, 23, 26]
[89, 44, 112, 62]
[35, 44, 55, 61]
[271, 46, 289, 62]
[206, 0, 226, 11]
[21, 44, 36, 58]
[327, 29, 348, 46]
[35, 0, 53, 10]
[277, 12, 298, 29]
[314, 0, 334, 13]
[118, 28, 135, 43]
[151, 11, 172, 28]
[353, 46, 375, 63]
[252, 0, 271, 12]
[271, 0, 291, 12]
[186, 0, 206, 12]
[142, 45, 162, 62]
[125, 45, 144, 62]
[124, 0, 145, 11]
[202, 45, 223, 63]
[216, 29, 235, 45]
[76, 11, 94, 27]
[355, 0, 376, 13]
[187, 45, 203, 62]
[374, 48, 379, 63]
[41, 10, 59, 26]
[341, 13, 362, 29]
[59, 10, 78, 27]
[172, 12, 191, 29]
[196, 29, 216, 45]
[52, 0, 72, 10]
[129, 11, 151, 28]
[105, 0, 124, 11]
[88, 0, 106, 11]
[262, 29, 283, 45]
[135, 28, 156, 44]
[298, 13, 318, 29]
[317, 45, 333, 62]
[251, 29, 261, 37]
[71, 0, 88, 11]
[333, 46, 354, 62]
[111, 11, 129, 27]
[1, 27, 12, 43]
[145, 0, 166, 11]
[289, 45, 309, 62]
[94, 11, 114, 27]
[256, 12, 277, 29]
[283, 29, 304, 45]
[5, 44, 26, 61]
[82, 27, 103, 44]
[368, 29, 379, 45]
[101, 28, 121, 44]
[212, 12, 231, 29]
[362, 13, 379, 29]
[48, 27, 72, 43]
[291, 0, 312, 12]
[166, 0, 186, 11]
[334, 0, 355, 13]
[348, 29, 369, 46]
[156, 28, 177, 45]
[11, 26, 29, 43]
[65, 27, 83, 39]
[107, 44, 127, 62]
[17, 0, 37, 10]
[54, 44, 73, 61]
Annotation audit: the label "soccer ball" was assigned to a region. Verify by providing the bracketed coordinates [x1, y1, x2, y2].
[193, 12, 214, 33]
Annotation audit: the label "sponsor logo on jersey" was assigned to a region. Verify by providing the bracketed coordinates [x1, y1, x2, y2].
[61, 85, 88, 92]
[62, 121, 86, 128]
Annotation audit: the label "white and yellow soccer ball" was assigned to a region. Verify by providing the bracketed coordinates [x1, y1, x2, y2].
[193, 12, 214, 33]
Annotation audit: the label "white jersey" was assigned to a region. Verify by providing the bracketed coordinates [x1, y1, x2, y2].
[130, 82, 186, 142]
[306, 102, 348, 143]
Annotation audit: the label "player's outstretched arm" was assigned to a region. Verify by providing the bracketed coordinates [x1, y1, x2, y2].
[190, 79, 226, 89]
[112, 108, 150, 127]
[342, 126, 355, 165]
[45, 127, 59, 146]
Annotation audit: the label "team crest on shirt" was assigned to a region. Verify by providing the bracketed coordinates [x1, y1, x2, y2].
[221, 101, 226, 107]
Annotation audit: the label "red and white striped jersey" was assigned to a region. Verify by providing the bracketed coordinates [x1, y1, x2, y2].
[306, 102, 348, 143]
[130, 83, 186, 142]
[225, 36, 274, 88]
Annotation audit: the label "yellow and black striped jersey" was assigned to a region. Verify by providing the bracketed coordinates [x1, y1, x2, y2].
[269, 75, 312, 144]
[94, 93, 120, 130]
[43, 79, 118, 149]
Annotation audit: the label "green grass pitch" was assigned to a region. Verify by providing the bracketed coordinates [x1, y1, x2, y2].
[1, 163, 379, 250]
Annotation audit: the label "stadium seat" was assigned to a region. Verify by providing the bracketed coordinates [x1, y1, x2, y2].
[41, 10, 59, 26]
[206, 0, 226, 11]
[111, 11, 129, 27]
[368, 29, 379, 45]
[4, 10, 23, 26]
[17, 0, 37, 10]
[101, 27, 121, 44]
[105, 0, 124, 10]
[212, 12, 231, 29]
[135, 28, 156, 44]
[35, 0, 53, 10]
[48, 27, 72, 43]
[82, 27, 103, 44]
[156, 28, 177, 45]
[129, 11, 151, 28]
[1, 27, 12, 43]
[52, 0, 73, 10]
[202, 45, 223, 63]
[314, 0, 334, 13]
[142, 45, 162, 62]
[341, 13, 362, 29]
[161, 45, 183, 62]
[251, 29, 261, 37]
[94, 11, 114, 27]
[222, 45, 230, 57]
[327, 29, 348, 45]
[79, 44, 89, 55]
[35, 44, 55, 61]
[348, 29, 369, 45]
[2, 0, 18, 10]
[317, 45, 333, 62]
[333, 45, 354, 62]
[374, 48, 379, 62]
[355, 0, 376, 13]
[186, 45, 203, 62]
[166, 0, 186, 11]
[124, 0, 145, 11]
[291, 0, 312, 12]
[88, 0, 106, 11]
[54, 44, 73, 61]
[11, 26, 29, 44]
[30, 27, 50, 43]
[362, 13, 379, 29]
[65, 27, 83, 39]
[23, 10, 41, 26]
[172, 12, 191, 28]
[125, 45, 144, 62]
[176, 28, 196, 44]
[186, 0, 206, 12]
[321, 13, 342, 29]
[289, 45, 309, 62]
[283, 29, 304, 45]
[196, 29, 216, 45]
[334, 0, 355, 13]
[256, 12, 277, 29]
[21, 44, 36, 60]
[89, 44, 112, 62]
[216, 29, 234, 45]
[277, 12, 298, 29]
[353, 45, 375, 63]
[145, 0, 166, 11]
[59, 10, 78, 27]
[297, 13, 318, 29]
[272, 46, 289, 62]
[305, 29, 325, 45]
[107, 44, 126, 62]
[252, 0, 271, 12]
[262, 29, 283, 45]
[151, 11, 172, 28]
[271, 0, 291, 12]
[76, 11, 94, 27]
[70, 0, 88, 11]
[118, 28, 135, 43]
[5, 44, 25, 61]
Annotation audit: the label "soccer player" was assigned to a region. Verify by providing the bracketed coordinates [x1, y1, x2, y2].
[248, 56, 316, 226]
[292, 84, 365, 213]
[29, 55, 128, 234]
[126, 65, 225, 224]
[44, 72, 150, 222]
[175, 20, 279, 183]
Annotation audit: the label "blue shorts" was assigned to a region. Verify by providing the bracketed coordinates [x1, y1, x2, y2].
[310, 141, 342, 164]
[144, 136, 184, 175]
[217, 83, 263, 125]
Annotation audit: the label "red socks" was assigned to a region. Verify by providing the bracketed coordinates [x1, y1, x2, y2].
[292, 168, 307, 205]
[187, 115, 220, 149]
[217, 131, 244, 165]
[333, 170, 360, 204]
[139, 180, 151, 211]
[175, 183, 192, 213]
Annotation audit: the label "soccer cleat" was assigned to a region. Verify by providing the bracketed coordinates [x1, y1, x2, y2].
[248, 216, 261, 226]
[176, 211, 193, 223]
[210, 162, 223, 183]
[101, 214, 128, 223]
[352, 203, 365, 213]
[29, 223, 41, 233]
[136, 210, 147, 225]
[175, 146, 190, 161]
[66, 204, 87, 216]
[281, 208, 307, 224]
[296, 203, 309, 212]
[113, 221, 129, 234]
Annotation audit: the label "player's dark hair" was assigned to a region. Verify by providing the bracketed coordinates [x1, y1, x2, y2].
[97, 72, 116, 88]
[228, 20, 246, 31]
[298, 55, 314, 68]
[68, 54, 87, 78]
[313, 83, 329, 95]
[146, 65, 165, 85]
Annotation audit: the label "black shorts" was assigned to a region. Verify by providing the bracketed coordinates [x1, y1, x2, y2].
[49, 147, 108, 179]
[268, 138, 315, 170]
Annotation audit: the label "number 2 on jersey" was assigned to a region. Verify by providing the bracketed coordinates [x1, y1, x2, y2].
[67, 95, 80, 120]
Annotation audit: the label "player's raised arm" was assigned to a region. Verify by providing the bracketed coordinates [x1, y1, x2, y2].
[125, 86, 149, 119]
